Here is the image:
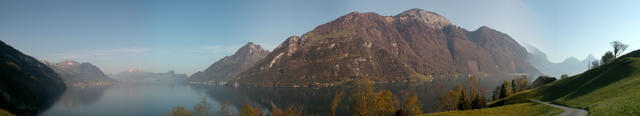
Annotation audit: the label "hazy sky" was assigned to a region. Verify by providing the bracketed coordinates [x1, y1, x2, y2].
[1, 0, 638, 75]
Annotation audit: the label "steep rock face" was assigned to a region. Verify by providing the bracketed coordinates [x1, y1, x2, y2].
[47, 60, 117, 86]
[0, 41, 66, 115]
[189, 42, 269, 82]
[235, 9, 541, 86]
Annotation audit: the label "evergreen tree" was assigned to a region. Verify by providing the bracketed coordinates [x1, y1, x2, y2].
[492, 86, 501, 101]
[499, 80, 513, 99]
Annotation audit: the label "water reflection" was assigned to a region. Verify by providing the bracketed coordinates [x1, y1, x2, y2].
[41, 78, 475, 116]
[56, 86, 111, 108]
[191, 82, 449, 116]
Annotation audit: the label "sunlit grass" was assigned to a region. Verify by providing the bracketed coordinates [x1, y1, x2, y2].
[421, 102, 562, 116]
[489, 51, 640, 115]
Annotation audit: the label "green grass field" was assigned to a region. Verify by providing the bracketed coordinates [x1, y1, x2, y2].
[421, 102, 562, 116]
[493, 50, 640, 115]
[426, 50, 640, 116]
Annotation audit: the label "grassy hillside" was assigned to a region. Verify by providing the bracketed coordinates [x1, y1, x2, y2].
[421, 102, 562, 116]
[426, 50, 640, 116]
[491, 49, 640, 115]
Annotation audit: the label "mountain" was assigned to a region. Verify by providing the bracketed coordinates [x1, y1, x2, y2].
[0, 41, 66, 115]
[490, 49, 640, 115]
[111, 69, 188, 84]
[527, 46, 596, 76]
[189, 42, 270, 83]
[46, 60, 117, 86]
[233, 9, 541, 87]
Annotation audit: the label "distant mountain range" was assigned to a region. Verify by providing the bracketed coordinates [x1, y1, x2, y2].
[0, 40, 66, 115]
[189, 42, 270, 84]
[43, 60, 117, 87]
[111, 69, 188, 84]
[189, 9, 542, 87]
[527, 46, 596, 76]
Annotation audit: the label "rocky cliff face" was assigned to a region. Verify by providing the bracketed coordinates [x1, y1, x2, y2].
[0, 40, 66, 115]
[189, 42, 270, 83]
[47, 60, 117, 86]
[234, 9, 541, 86]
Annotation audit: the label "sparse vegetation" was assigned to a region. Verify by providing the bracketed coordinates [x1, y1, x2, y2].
[164, 106, 192, 116]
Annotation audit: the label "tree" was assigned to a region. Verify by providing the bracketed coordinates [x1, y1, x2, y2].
[602, 51, 615, 64]
[373, 90, 395, 115]
[499, 80, 513, 99]
[438, 86, 460, 111]
[239, 104, 259, 116]
[218, 101, 232, 116]
[164, 106, 191, 116]
[456, 85, 471, 110]
[512, 76, 529, 93]
[193, 97, 211, 116]
[611, 40, 629, 58]
[561, 74, 569, 80]
[350, 82, 374, 116]
[471, 93, 486, 109]
[511, 79, 517, 93]
[591, 60, 600, 69]
[269, 103, 306, 116]
[403, 93, 422, 115]
[330, 91, 345, 116]
[492, 86, 501, 101]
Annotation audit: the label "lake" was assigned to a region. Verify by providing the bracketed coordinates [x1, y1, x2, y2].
[40, 81, 454, 116]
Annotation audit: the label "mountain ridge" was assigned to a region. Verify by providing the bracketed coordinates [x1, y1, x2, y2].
[46, 60, 117, 86]
[233, 9, 541, 87]
[0, 40, 67, 115]
[189, 42, 270, 83]
[527, 45, 595, 76]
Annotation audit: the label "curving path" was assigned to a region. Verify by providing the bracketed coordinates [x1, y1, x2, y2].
[529, 99, 588, 116]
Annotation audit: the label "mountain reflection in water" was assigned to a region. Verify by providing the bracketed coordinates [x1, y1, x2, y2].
[40, 80, 464, 116]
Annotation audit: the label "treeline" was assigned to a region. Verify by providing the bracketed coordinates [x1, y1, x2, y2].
[164, 98, 232, 116]
[491, 76, 530, 101]
[438, 76, 530, 112]
[348, 81, 423, 116]
[164, 80, 426, 116]
[437, 76, 488, 111]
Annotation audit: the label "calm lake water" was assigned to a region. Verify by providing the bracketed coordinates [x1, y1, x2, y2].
[40, 81, 452, 116]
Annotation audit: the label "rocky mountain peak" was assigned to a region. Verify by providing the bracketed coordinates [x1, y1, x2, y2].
[56, 60, 80, 67]
[236, 42, 269, 57]
[564, 56, 580, 63]
[394, 8, 451, 29]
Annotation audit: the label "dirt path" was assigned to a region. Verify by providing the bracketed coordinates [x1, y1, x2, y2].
[530, 99, 588, 116]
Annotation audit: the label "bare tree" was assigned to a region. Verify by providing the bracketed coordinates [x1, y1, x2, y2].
[611, 41, 629, 58]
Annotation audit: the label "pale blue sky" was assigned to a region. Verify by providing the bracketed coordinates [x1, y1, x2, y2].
[1, 0, 638, 74]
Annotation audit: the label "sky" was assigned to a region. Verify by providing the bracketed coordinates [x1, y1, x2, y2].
[1, 0, 638, 75]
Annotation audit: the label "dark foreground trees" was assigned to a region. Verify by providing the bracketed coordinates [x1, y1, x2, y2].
[438, 76, 488, 112]
[164, 98, 233, 116]
[492, 76, 529, 101]
[349, 80, 422, 116]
